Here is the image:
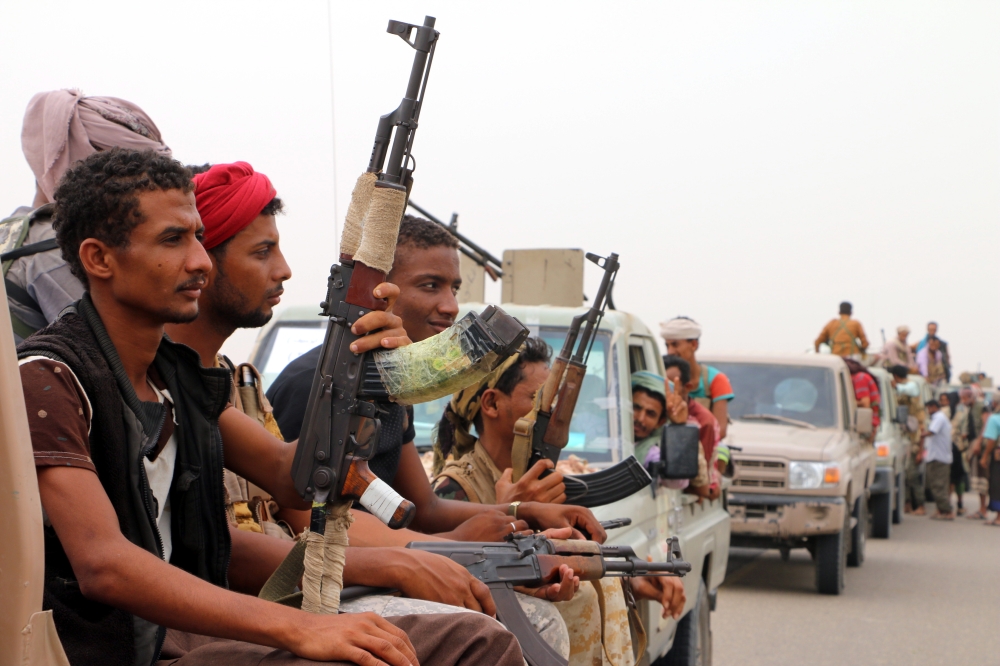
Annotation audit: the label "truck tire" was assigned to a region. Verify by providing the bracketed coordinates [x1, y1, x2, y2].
[815, 512, 848, 594]
[847, 495, 866, 567]
[656, 580, 711, 666]
[871, 489, 891, 539]
[892, 472, 904, 525]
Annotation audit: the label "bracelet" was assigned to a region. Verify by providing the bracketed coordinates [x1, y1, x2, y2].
[507, 501, 521, 520]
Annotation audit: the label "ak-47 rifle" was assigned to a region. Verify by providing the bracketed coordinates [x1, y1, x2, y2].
[290, 16, 440, 534]
[511, 252, 652, 507]
[288, 17, 530, 615]
[408, 533, 691, 666]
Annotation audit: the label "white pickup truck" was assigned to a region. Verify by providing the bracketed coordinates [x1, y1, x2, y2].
[252, 303, 731, 665]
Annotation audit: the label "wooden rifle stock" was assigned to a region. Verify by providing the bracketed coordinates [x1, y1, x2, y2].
[542, 361, 586, 447]
[341, 458, 415, 529]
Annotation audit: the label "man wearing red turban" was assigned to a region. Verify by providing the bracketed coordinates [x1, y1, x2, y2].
[193, 161, 279, 251]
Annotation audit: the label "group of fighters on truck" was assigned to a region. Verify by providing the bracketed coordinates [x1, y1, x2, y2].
[3, 15, 715, 666]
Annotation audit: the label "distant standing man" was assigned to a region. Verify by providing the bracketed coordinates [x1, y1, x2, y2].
[913, 321, 951, 383]
[882, 326, 918, 374]
[814, 301, 868, 359]
[659, 316, 734, 439]
[922, 398, 955, 520]
[917, 336, 946, 386]
[890, 365, 928, 515]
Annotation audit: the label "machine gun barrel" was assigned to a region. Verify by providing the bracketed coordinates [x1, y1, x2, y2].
[406, 200, 504, 277]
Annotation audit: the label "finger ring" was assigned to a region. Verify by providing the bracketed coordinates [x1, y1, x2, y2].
[510, 522, 518, 533]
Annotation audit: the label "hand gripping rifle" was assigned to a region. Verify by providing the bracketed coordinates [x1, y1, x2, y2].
[511, 252, 652, 507]
[408, 533, 691, 666]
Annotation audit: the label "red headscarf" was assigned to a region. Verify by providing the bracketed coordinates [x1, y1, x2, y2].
[193, 162, 276, 249]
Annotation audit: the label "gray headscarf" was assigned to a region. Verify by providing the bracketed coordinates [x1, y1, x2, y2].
[21, 89, 172, 201]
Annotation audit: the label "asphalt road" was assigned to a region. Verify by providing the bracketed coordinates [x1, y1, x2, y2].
[712, 492, 1000, 666]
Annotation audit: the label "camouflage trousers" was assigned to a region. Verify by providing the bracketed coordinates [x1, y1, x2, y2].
[554, 579, 635, 666]
[340, 592, 570, 660]
[904, 455, 925, 509]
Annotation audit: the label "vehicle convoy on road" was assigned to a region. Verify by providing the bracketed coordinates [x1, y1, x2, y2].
[253, 300, 732, 665]
[700, 354, 875, 595]
[867, 366, 907, 538]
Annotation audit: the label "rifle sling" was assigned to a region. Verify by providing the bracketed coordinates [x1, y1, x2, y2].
[490, 583, 568, 666]
[0, 237, 59, 262]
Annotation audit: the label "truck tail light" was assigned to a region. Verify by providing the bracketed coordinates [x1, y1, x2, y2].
[877, 444, 890, 458]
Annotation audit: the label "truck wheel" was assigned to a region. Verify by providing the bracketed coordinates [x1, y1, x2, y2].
[815, 513, 848, 594]
[847, 495, 866, 567]
[655, 580, 711, 666]
[871, 489, 892, 539]
[892, 473, 904, 525]
[847, 495, 868, 567]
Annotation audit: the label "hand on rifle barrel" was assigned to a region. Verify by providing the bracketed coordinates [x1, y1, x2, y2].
[348, 282, 412, 353]
[515, 563, 580, 603]
[495, 459, 567, 504]
[629, 556, 687, 620]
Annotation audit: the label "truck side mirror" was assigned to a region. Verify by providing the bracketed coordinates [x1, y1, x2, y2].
[856, 407, 874, 436]
[895, 405, 909, 426]
[659, 424, 701, 479]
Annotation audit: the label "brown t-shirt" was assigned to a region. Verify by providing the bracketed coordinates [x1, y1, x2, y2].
[20, 356, 175, 472]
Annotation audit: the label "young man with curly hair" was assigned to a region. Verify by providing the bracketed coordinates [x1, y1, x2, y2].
[18, 149, 524, 666]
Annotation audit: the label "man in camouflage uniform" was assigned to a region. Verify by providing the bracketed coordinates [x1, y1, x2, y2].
[433, 337, 686, 666]
[889, 365, 929, 515]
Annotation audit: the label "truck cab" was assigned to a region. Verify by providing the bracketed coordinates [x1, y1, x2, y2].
[251, 303, 732, 665]
[700, 354, 875, 595]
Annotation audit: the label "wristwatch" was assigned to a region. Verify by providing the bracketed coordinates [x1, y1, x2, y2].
[507, 501, 521, 520]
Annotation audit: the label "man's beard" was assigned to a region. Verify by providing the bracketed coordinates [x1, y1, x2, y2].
[211, 274, 276, 330]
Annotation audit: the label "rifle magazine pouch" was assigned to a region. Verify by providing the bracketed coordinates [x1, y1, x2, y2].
[511, 411, 537, 482]
[662, 425, 701, 479]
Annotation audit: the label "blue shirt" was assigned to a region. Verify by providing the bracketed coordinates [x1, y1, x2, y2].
[983, 413, 1000, 442]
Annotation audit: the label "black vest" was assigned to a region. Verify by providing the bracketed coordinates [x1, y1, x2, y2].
[19, 295, 232, 666]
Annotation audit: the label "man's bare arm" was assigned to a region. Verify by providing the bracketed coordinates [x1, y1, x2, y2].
[711, 400, 729, 440]
[393, 442, 607, 542]
[37, 466, 416, 665]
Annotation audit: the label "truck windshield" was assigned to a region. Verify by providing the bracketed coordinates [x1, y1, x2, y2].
[411, 328, 621, 461]
[710, 362, 838, 429]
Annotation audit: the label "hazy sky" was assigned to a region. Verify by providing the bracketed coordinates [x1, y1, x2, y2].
[2, 2, 997, 377]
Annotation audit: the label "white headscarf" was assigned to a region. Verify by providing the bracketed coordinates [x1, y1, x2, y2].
[659, 317, 702, 341]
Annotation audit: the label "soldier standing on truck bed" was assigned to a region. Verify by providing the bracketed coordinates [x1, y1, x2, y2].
[659, 316, 735, 439]
[814, 301, 869, 359]
[890, 365, 929, 515]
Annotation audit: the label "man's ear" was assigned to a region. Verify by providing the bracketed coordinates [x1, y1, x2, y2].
[691, 339, 700, 353]
[479, 388, 500, 419]
[78, 238, 116, 282]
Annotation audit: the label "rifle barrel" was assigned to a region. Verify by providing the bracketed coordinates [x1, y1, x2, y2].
[407, 200, 504, 274]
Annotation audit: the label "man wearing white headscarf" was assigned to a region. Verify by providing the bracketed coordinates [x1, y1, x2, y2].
[2, 89, 171, 341]
[659, 316, 735, 439]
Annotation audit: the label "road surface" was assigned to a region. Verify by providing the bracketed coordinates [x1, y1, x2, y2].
[713, 492, 1000, 666]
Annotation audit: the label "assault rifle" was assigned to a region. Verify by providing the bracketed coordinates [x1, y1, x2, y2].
[290, 16, 440, 530]
[408, 533, 691, 666]
[512, 251, 652, 507]
[291, 16, 529, 535]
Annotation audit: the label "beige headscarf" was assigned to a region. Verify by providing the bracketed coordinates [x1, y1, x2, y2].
[22, 89, 172, 201]
[431, 349, 524, 474]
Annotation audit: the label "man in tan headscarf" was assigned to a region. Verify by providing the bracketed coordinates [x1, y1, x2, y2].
[3, 89, 171, 341]
[433, 337, 686, 666]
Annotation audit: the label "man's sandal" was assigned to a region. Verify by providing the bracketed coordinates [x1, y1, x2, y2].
[966, 511, 987, 520]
